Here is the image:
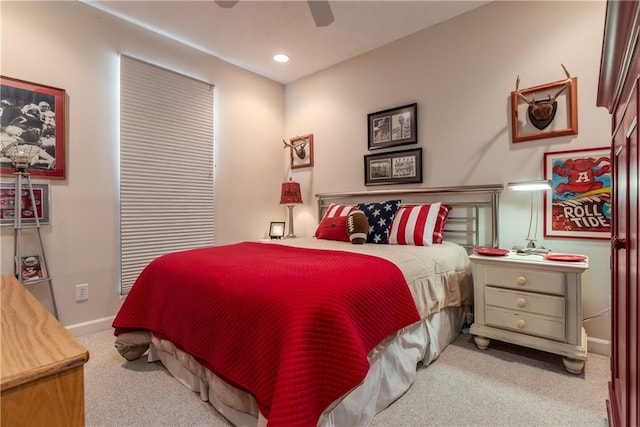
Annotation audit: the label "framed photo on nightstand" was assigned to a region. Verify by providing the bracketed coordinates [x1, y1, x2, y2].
[269, 221, 285, 239]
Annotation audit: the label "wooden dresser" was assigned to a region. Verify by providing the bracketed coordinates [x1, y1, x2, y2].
[1, 275, 89, 426]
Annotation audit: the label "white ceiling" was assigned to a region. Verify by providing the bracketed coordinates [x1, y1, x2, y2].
[84, 1, 491, 84]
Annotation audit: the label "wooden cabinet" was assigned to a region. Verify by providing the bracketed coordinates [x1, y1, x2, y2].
[469, 253, 589, 374]
[597, 1, 640, 426]
[1, 275, 89, 426]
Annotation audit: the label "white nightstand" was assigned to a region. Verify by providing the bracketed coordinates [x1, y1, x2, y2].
[469, 252, 589, 374]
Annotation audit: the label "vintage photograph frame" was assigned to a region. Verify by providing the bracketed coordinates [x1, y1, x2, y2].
[0, 76, 66, 179]
[543, 146, 611, 240]
[0, 182, 50, 226]
[368, 103, 417, 150]
[289, 134, 314, 169]
[511, 77, 578, 143]
[364, 147, 422, 186]
[269, 221, 285, 239]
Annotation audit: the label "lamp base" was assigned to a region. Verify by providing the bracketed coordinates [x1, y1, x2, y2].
[286, 204, 296, 238]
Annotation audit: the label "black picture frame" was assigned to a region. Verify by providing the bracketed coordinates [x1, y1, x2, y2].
[364, 148, 422, 186]
[367, 103, 417, 150]
[269, 221, 285, 239]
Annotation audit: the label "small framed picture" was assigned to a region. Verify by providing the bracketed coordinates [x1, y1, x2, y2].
[364, 147, 422, 186]
[269, 221, 285, 239]
[0, 76, 66, 179]
[21, 255, 44, 282]
[0, 182, 50, 226]
[368, 103, 417, 150]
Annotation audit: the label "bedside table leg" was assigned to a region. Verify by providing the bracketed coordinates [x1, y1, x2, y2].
[562, 357, 585, 374]
[473, 335, 490, 350]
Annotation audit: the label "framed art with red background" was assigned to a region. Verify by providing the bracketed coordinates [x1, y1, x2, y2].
[544, 146, 611, 239]
[1, 76, 66, 179]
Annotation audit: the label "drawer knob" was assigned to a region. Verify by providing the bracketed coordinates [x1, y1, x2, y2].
[516, 319, 526, 329]
[517, 298, 526, 308]
[516, 276, 527, 286]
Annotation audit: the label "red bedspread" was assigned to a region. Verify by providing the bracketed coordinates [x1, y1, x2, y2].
[113, 242, 420, 426]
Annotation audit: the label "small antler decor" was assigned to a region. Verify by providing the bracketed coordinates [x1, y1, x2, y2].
[511, 64, 578, 143]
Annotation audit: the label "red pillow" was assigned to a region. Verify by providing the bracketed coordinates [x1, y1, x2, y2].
[314, 204, 355, 241]
[388, 203, 450, 246]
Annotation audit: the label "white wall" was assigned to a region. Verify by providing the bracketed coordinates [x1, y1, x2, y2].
[0, 1, 285, 330]
[284, 1, 612, 351]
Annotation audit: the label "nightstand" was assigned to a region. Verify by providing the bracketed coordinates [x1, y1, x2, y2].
[469, 252, 589, 373]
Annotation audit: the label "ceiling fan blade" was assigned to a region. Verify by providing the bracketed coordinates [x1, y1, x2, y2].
[214, 1, 238, 8]
[308, 0, 334, 27]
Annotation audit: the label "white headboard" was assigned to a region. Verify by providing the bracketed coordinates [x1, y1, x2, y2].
[316, 184, 503, 252]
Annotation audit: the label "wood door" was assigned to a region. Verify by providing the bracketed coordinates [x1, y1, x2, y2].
[608, 79, 639, 427]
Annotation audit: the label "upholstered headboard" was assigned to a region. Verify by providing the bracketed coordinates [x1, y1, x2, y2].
[316, 184, 502, 252]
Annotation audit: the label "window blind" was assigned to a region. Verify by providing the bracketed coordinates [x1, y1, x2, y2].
[120, 56, 215, 295]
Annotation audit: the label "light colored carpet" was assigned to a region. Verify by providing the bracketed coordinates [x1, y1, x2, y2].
[78, 329, 609, 427]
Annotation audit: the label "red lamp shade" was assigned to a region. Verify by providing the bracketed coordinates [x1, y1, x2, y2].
[280, 179, 303, 205]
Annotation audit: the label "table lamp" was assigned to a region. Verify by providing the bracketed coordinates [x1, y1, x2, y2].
[507, 179, 552, 253]
[280, 178, 303, 238]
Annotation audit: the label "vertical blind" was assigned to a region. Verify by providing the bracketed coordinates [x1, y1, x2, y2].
[120, 56, 215, 295]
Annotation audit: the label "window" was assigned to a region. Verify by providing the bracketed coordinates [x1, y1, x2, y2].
[119, 56, 215, 295]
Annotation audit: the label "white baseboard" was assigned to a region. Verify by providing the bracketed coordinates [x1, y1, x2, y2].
[587, 336, 610, 357]
[66, 315, 115, 337]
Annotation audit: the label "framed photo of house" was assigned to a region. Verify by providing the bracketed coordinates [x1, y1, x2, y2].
[0, 182, 50, 226]
[368, 103, 417, 150]
[511, 76, 578, 143]
[0, 76, 66, 179]
[543, 146, 611, 239]
[269, 221, 285, 239]
[364, 147, 422, 186]
[288, 134, 314, 169]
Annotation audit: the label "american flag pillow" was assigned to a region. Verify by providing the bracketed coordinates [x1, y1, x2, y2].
[388, 203, 450, 246]
[356, 200, 401, 244]
[314, 203, 355, 241]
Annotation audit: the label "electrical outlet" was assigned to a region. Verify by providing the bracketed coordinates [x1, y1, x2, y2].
[75, 284, 89, 301]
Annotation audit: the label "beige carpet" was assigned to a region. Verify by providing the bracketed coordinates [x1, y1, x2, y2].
[78, 329, 609, 426]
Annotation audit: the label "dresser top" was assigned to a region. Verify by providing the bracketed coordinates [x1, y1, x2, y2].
[469, 251, 589, 271]
[1, 275, 89, 391]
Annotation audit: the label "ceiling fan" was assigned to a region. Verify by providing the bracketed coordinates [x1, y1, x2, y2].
[214, 0, 335, 27]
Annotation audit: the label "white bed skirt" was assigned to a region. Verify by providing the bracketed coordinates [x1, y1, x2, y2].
[147, 306, 466, 427]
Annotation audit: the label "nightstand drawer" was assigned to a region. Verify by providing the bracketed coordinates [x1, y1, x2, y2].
[485, 266, 564, 295]
[485, 307, 565, 341]
[485, 286, 565, 318]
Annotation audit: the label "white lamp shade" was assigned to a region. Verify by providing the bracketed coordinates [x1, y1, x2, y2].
[507, 180, 552, 191]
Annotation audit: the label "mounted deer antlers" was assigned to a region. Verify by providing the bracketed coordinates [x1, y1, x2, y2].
[515, 64, 572, 129]
[282, 136, 308, 160]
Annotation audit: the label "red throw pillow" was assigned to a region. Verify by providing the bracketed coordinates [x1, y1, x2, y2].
[314, 204, 355, 241]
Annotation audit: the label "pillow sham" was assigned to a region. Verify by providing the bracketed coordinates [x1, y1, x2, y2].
[356, 200, 401, 244]
[388, 202, 450, 246]
[314, 203, 355, 242]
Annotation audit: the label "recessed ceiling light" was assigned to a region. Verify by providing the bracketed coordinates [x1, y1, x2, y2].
[273, 54, 290, 63]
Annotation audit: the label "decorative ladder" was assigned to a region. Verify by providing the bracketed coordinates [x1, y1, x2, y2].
[11, 169, 59, 319]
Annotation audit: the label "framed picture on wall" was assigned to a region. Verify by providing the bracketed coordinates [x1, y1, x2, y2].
[364, 147, 422, 186]
[367, 103, 417, 150]
[0, 182, 50, 226]
[0, 76, 66, 179]
[543, 146, 611, 239]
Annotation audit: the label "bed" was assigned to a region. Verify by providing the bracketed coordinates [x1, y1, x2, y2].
[113, 184, 502, 427]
